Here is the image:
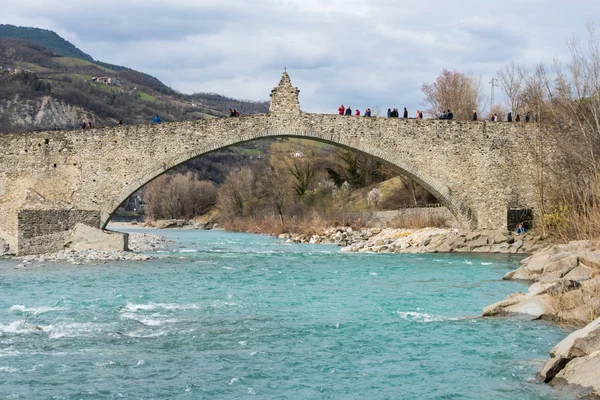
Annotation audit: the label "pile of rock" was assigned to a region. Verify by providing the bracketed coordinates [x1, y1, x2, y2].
[482, 240, 600, 397]
[143, 219, 212, 229]
[128, 232, 171, 252]
[537, 317, 600, 397]
[14, 249, 152, 267]
[278, 227, 545, 254]
[483, 241, 600, 324]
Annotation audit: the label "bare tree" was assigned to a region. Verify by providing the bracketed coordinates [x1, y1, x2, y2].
[281, 153, 316, 197]
[421, 69, 485, 120]
[516, 23, 600, 239]
[497, 61, 527, 115]
[143, 172, 217, 220]
[217, 168, 257, 218]
[257, 166, 290, 223]
[328, 149, 384, 188]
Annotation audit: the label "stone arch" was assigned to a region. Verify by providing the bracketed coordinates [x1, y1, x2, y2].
[100, 131, 476, 230]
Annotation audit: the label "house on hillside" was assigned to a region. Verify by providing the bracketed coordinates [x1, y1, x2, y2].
[92, 77, 121, 86]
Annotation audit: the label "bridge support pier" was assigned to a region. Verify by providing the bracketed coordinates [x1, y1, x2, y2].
[15, 208, 101, 255]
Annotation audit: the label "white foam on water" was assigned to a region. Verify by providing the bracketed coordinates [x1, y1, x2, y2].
[248, 388, 256, 395]
[481, 262, 493, 265]
[238, 341, 247, 346]
[122, 329, 168, 338]
[120, 312, 178, 326]
[0, 321, 42, 335]
[211, 301, 240, 308]
[397, 311, 460, 323]
[45, 322, 108, 339]
[136, 360, 145, 366]
[222, 266, 234, 270]
[229, 377, 239, 385]
[0, 347, 20, 358]
[464, 261, 473, 265]
[0, 366, 18, 373]
[370, 272, 378, 276]
[177, 249, 198, 253]
[121, 302, 199, 312]
[95, 361, 117, 367]
[9, 305, 67, 315]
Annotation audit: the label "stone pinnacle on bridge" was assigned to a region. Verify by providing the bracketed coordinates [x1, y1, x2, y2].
[269, 70, 301, 116]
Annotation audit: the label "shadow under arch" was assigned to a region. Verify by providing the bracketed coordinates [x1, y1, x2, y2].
[100, 132, 477, 230]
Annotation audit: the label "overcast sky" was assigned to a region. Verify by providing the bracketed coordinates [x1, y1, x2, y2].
[1, 0, 597, 113]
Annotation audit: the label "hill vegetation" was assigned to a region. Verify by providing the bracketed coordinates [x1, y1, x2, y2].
[0, 24, 93, 61]
[0, 27, 268, 133]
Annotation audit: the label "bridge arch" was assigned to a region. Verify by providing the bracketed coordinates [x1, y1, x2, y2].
[100, 129, 477, 230]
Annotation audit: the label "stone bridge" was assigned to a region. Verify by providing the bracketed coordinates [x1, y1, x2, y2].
[0, 72, 538, 255]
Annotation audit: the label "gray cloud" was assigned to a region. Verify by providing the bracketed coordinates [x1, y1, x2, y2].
[0, 0, 595, 113]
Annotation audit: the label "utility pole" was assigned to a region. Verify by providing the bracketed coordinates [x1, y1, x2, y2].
[489, 77, 498, 114]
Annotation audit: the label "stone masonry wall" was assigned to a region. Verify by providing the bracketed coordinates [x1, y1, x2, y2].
[17, 209, 100, 255]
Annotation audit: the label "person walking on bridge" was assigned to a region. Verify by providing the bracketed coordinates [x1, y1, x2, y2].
[338, 105, 345, 115]
[403, 108, 408, 118]
[472, 110, 478, 121]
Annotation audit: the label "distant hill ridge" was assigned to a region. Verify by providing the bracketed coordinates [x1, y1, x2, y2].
[0, 24, 93, 61]
[0, 25, 269, 133]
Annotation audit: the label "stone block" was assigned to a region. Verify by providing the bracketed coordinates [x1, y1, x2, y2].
[491, 243, 511, 253]
[67, 223, 129, 252]
[469, 237, 489, 248]
[472, 245, 491, 253]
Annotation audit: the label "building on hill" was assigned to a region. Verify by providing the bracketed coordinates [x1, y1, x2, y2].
[92, 77, 121, 86]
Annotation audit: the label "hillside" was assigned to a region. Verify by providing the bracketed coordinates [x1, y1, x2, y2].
[0, 24, 93, 61]
[0, 26, 268, 133]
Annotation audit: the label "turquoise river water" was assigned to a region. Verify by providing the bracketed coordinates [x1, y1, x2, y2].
[0, 229, 575, 399]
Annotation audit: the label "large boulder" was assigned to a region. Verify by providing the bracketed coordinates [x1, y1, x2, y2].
[537, 318, 600, 398]
[579, 251, 600, 271]
[551, 351, 600, 398]
[504, 252, 581, 281]
[66, 223, 129, 252]
[482, 292, 551, 320]
[155, 219, 186, 229]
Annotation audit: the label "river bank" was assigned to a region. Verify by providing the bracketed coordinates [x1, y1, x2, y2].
[482, 240, 600, 398]
[277, 226, 547, 255]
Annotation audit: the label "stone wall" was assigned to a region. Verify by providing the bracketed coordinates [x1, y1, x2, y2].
[16, 209, 100, 255]
[0, 73, 542, 255]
